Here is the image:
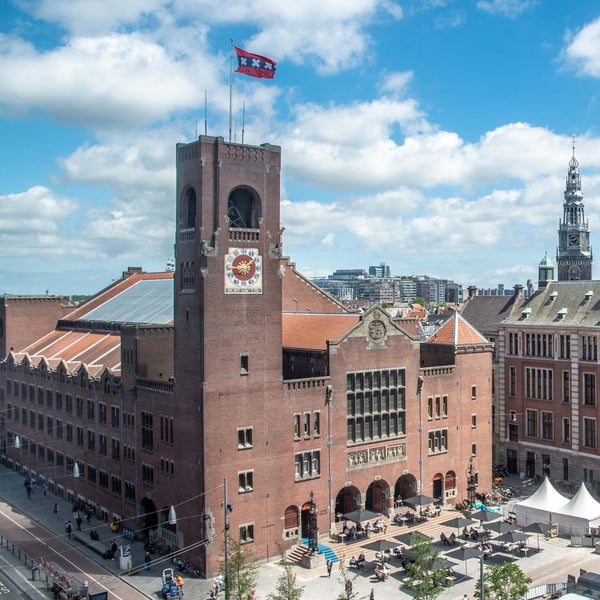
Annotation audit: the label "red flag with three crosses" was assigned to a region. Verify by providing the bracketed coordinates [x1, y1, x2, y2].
[234, 46, 277, 79]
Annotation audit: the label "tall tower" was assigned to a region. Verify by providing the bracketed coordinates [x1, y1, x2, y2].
[556, 138, 593, 281]
[173, 136, 283, 575]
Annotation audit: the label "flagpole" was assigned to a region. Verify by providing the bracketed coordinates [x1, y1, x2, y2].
[242, 101, 245, 145]
[229, 39, 234, 143]
[204, 89, 208, 136]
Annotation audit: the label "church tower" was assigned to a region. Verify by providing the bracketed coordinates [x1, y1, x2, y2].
[173, 136, 284, 576]
[556, 139, 593, 281]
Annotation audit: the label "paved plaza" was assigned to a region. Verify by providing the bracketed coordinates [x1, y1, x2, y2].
[0, 465, 598, 599]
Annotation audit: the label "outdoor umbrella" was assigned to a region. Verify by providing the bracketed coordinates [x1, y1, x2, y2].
[342, 509, 381, 524]
[442, 516, 476, 532]
[469, 509, 502, 523]
[486, 521, 516, 535]
[446, 545, 482, 574]
[494, 530, 528, 545]
[520, 521, 551, 549]
[394, 530, 433, 546]
[403, 495, 437, 508]
[363, 539, 398, 553]
[431, 557, 459, 570]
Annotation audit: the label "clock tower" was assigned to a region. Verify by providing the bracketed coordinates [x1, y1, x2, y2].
[556, 140, 593, 281]
[173, 135, 284, 576]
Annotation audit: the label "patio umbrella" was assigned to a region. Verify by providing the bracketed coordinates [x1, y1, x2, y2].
[494, 530, 529, 545]
[520, 521, 551, 549]
[403, 495, 438, 508]
[363, 539, 398, 553]
[486, 521, 516, 535]
[431, 557, 459, 570]
[470, 509, 502, 523]
[442, 516, 476, 532]
[446, 545, 481, 575]
[394, 530, 433, 546]
[342, 509, 381, 524]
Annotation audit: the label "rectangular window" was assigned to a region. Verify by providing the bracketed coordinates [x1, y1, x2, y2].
[471, 385, 477, 400]
[508, 332, 519, 355]
[99, 471, 109, 489]
[563, 371, 570, 403]
[471, 414, 477, 429]
[47, 416, 53, 436]
[76, 426, 84, 447]
[582, 336, 598, 361]
[111, 475, 122, 496]
[55, 393, 62, 412]
[238, 470, 254, 493]
[87, 430, 95, 451]
[239, 523, 255, 544]
[112, 438, 121, 460]
[435, 396, 440, 418]
[46, 389, 53, 408]
[509, 366, 516, 396]
[240, 353, 249, 375]
[427, 429, 448, 455]
[525, 368, 553, 400]
[313, 412, 320, 437]
[562, 418, 570, 444]
[65, 395, 73, 414]
[471, 443, 477, 456]
[294, 414, 301, 440]
[99, 434, 107, 456]
[294, 450, 321, 479]
[111, 406, 120, 428]
[55, 420, 63, 439]
[87, 399, 95, 421]
[584, 373, 596, 406]
[542, 411, 553, 440]
[237, 427, 253, 449]
[98, 403, 107, 425]
[442, 395, 448, 417]
[142, 465, 154, 485]
[76, 397, 83, 418]
[303, 413, 310, 438]
[526, 410, 538, 438]
[559, 334, 571, 359]
[524, 333, 554, 358]
[346, 368, 406, 445]
[66, 424, 73, 442]
[427, 397, 433, 420]
[141, 411, 153, 451]
[584, 417, 597, 449]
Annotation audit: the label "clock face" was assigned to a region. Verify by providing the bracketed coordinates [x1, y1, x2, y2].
[569, 233, 580, 247]
[225, 248, 262, 294]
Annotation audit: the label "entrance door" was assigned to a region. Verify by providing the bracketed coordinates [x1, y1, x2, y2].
[525, 451, 535, 478]
[506, 449, 518, 474]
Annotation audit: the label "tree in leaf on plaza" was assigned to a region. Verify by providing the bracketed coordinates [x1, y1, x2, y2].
[473, 562, 531, 600]
[267, 549, 305, 600]
[403, 533, 449, 600]
[335, 560, 359, 600]
[219, 536, 259, 600]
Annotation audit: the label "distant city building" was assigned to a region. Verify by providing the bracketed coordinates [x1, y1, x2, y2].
[368, 263, 391, 278]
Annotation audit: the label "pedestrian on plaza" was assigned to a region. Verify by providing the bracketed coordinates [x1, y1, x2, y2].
[248, 593, 256, 600]
[76, 514, 83, 531]
[176, 574, 184, 595]
[144, 551, 151, 570]
[326, 559, 333, 577]
[53, 503, 59, 518]
[42, 483, 47, 496]
[370, 590, 375, 600]
[65, 520, 73, 539]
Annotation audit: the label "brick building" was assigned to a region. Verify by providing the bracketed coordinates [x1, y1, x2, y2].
[0, 136, 493, 577]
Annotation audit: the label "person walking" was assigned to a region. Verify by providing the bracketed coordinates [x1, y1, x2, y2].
[176, 574, 184, 596]
[42, 483, 47, 496]
[144, 551, 151, 570]
[65, 520, 73, 539]
[326, 558, 333, 577]
[370, 590, 375, 600]
[53, 503, 59, 519]
[76, 514, 83, 531]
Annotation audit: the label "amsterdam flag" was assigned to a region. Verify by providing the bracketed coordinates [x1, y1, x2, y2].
[234, 46, 277, 79]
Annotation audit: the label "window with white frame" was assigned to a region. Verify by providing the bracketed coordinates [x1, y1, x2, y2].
[238, 470, 254, 493]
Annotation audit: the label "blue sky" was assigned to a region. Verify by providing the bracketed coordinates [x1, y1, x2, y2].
[2, 1, 600, 295]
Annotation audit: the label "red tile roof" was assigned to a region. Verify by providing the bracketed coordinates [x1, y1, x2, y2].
[426, 311, 488, 345]
[283, 313, 360, 350]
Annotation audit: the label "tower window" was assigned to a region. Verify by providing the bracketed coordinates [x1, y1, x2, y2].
[240, 354, 249, 375]
[227, 187, 261, 229]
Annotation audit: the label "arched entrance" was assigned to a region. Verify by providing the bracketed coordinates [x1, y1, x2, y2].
[335, 485, 361, 519]
[140, 497, 158, 538]
[432, 473, 444, 501]
[445, 470, 457, 502]
[365, 479, 390, 513]
[394, 474, 417, 504]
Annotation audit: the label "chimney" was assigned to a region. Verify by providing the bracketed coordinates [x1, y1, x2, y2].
[467, 285, 477, 299]
[514, 284, 524, 298]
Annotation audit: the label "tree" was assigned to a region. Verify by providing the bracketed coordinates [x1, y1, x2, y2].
[219, 537, 259, 600]
[335, 561, 359, 600]
[403, 534, 449, 600]
[412, 297, 426, 306]
[474, 562, 532, 600]
[267, 551, 304, 600]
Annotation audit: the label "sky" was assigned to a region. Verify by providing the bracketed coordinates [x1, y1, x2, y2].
[3, 1, 600, 295]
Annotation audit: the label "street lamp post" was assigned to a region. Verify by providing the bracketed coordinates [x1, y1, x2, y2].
[466, 456, 478, 506]
[307, 491, 319, 554]
[417, 376, 424, 516]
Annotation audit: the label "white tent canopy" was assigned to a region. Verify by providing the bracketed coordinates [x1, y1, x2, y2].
[514, 478, 600, 536]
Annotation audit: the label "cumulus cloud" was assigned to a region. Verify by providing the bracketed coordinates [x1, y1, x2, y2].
[476, 0, 538, 18]
[561, 18, 600, 78]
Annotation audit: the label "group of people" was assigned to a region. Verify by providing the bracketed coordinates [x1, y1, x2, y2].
[480, 541, 493, 559]
[440, 531, 457, 546]
[162, 573, 185, 598]
[348, 553, 367, 569]
[462, 526, 481, 541]
[393, 511, 416, 526]
[374, 564, 390, 581]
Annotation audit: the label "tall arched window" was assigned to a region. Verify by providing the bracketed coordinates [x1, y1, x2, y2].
[227, 187, 261, 229]
[184, 188, 197, 228]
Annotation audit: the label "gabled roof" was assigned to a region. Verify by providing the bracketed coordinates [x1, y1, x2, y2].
[559, 483, 600, 519]
[515, 476, 568, 511]
[425, 311, 489, 345]
[282, 313, 360, 350]
[461, 294, 524, 335]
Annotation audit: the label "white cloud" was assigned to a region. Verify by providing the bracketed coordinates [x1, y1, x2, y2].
[561, 18, 600, 78]
[476, 0, 538, 18]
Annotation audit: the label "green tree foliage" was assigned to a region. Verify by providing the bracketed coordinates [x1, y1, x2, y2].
[219, 537, 259, 600]
[335, 561, 359, 600]
[267, 551, 304, 600]
[474, 562, 532, 600]
[403, 534, 449, 600]
[412, 297, 426, 306]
